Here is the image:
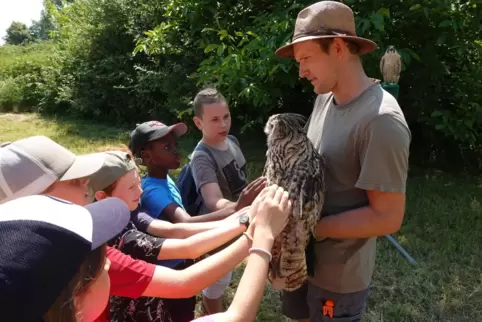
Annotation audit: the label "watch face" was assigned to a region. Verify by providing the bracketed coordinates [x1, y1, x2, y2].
[240, 215, 249, 224]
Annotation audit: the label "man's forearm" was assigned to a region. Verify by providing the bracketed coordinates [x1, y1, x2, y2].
[315, 206, 402, 239]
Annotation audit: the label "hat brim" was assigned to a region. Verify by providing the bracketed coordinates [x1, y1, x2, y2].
[59, 152, 106, 181]
[148, 122, 188, 143]
[84, 197, 130, 250]
[275, 35, 377, 58]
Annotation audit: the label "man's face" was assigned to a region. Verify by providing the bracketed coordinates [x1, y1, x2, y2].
[194, 102, 231, 141]
[142, 133, 182, 170]
[294, 40, 339, 95]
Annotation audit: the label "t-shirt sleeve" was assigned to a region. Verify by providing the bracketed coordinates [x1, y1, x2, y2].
[106, 246, 155, 299]
[141, 186, 176, 219]
[131, 209, 154, 232]
[356, 114, 411, 193]
[119, 229, 165, 263]
[190, 152, 218, 191]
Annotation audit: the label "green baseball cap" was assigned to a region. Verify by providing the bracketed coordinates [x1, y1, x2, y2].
[87, 151, 141, 201]
[128, 121, 188, 157]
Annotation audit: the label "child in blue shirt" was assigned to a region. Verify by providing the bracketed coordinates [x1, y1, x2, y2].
[128, 120, 264, 321]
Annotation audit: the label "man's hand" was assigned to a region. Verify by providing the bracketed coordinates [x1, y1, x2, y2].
[235, 176, 267, 211]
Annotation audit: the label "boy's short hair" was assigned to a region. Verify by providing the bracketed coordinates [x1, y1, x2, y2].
[193, 87, 227, 118]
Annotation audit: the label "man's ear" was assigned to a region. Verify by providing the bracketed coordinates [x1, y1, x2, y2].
[333, 38, 348, 58]
[193, 116, 203, 130]
[95, 191, 108, 201]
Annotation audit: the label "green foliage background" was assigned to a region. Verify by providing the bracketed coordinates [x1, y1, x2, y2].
[0, 0, 481, 172]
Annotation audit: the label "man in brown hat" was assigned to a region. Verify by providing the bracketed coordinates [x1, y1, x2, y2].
[276, 1, 411, 321]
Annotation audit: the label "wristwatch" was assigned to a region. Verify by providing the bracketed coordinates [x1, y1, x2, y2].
[239, 214, 250, 229]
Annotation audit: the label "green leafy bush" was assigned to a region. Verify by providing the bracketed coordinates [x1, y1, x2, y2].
[0, 0, 480, 172]
[0, 41, 56, 112]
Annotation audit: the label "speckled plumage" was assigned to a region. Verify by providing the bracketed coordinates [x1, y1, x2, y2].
[262, 113, 325, 291]
[380, 45, 402, 85]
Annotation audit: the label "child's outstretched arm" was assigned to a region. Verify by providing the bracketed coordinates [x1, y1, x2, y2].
[200, 177, 267, 212]
[156, 214, 250, 260]
[139, 184, 291, 307]
[192, 185, 292, 322]
[190, 152, 267, 212]
[133, 210, 235, 238]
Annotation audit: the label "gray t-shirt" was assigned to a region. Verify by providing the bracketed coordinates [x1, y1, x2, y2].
[306, 83, 411, 293]
[190, 137, 248, 214]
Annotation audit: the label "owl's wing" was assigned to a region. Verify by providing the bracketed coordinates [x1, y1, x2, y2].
[395, 54, 402, 74]
[298, 184, 304, 219]
[380, 55, 385, 73]
[299, 177, 324, 218]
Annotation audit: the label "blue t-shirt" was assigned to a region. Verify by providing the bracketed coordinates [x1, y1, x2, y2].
[141, 175, 186, 268]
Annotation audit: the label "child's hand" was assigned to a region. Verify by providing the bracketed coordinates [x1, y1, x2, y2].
[251, 184, 292, 240]
[235, 176, 267, 211]
[245, 185, 271, 222]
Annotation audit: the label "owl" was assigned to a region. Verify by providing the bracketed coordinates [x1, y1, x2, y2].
[262, 113, 325, 291]
[380, 45, 402, 85]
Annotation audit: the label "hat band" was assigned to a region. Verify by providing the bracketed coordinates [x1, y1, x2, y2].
[293, 26, 355, 42]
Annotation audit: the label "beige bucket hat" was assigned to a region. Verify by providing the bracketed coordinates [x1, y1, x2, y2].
[276, 1, 377, 58]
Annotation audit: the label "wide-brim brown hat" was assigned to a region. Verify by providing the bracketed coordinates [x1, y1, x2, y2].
[276, 1, 377, 58]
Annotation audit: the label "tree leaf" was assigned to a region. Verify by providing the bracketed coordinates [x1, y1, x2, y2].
[439, 20, 452, 28]
[409, 4, 421, 11]
[204, 44, 218, 53]
[377, 8, 390, 18]
[370, 13, 385, 32]
[435, 123, 445, 130]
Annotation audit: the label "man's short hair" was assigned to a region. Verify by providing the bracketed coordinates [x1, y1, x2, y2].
[319, 38, 360, 55]
[193, 87, 227, 118]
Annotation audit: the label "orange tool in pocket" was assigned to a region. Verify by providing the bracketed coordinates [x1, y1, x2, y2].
[322, 300, 335, 318]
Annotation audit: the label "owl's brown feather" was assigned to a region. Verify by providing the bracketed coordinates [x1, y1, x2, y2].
[262, 113, 325, 291]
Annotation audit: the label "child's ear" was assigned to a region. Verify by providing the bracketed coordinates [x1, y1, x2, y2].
[95, 191, 108, 201]
[193, 116, 203, 130]
[140, 149, 149, 163]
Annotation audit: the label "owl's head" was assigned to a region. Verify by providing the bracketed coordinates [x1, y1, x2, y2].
[264, 113, 307, 144]
[386, 45, 397, 53]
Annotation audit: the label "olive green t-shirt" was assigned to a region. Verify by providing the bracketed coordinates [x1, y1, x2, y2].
[306, 83, 411, 293]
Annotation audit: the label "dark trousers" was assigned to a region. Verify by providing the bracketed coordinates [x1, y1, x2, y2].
[282, 281, 370, 322]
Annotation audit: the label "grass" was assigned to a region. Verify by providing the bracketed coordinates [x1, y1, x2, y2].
[2, 112, 482, 322]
